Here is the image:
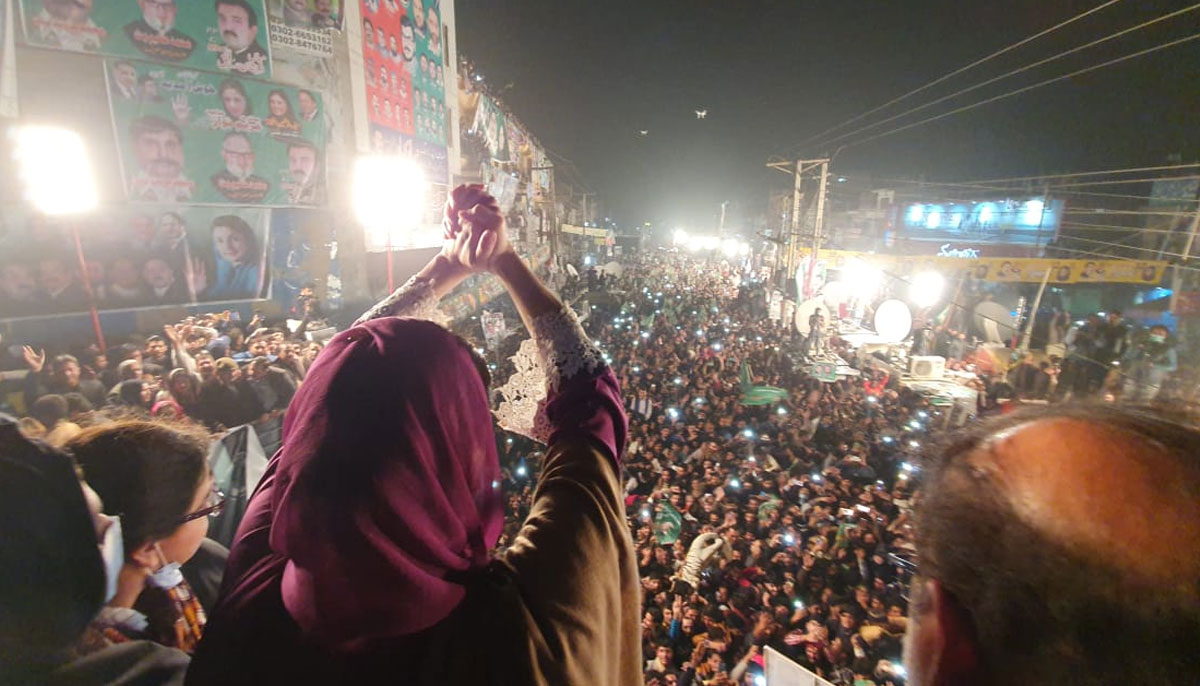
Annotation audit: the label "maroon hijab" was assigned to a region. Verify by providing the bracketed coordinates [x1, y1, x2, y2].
[267, 317, 502, 650]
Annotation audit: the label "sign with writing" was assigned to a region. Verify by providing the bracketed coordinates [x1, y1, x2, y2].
[107, 59, 325, 206]
[20, 0, 272, 77]
[267, 20, 332, 56]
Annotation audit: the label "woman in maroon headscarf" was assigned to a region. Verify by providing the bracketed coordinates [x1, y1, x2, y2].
[186, 188, 641, 685]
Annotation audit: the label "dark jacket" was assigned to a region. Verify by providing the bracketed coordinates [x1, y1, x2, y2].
[196, 380, 264, 430]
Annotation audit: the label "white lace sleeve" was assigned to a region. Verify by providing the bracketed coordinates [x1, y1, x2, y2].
[493, 305, 606, 442]
[354, 275, 447, 327]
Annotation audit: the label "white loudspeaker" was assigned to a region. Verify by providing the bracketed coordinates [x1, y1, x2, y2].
[909, 355, 945, 379]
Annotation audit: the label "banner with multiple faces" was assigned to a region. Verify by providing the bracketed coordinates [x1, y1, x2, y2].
[20, 0, 272, 77]
[0, 205, 270, 319]
[107, 59, 325, 207]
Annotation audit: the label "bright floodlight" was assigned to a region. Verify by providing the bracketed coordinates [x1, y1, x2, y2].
[874, 298, 913, 343]
[909, 270, 946, 308]
[842, 258, 883, 299]
[353, 155, 427, 247]
[13, 126, 98, 215]
[673, 228, 688, 246]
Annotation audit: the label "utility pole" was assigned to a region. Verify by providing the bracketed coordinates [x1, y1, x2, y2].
[788, 166, 803, 290]
[806, 159, 829, 300]
[718, 201, 728, 238]
[766, 158, 830, 295]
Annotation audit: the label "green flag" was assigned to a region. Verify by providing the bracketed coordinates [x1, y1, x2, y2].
[653, 502, 683, 544]
[740, 362, 789, 406]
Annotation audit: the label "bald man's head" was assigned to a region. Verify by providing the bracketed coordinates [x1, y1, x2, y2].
[909, 405, 1200, 686]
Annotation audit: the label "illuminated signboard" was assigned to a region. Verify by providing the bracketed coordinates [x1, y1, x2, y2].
[898, 197, 1063, 246]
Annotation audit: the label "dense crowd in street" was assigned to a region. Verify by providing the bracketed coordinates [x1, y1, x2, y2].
[479, 256, 927, 686]
[1, 245, 1191, 686]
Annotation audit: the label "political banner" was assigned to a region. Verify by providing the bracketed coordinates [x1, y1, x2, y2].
[20, 0, 272, 77]
[267, 18, 333, 57]
[360, 0, 447, 146]
[107, 59, 325, 207]
[269, 0, 340, 30]
[0, 205, 270, 320]
[471, 93, 508, 160]
[368, 124, 448, 185]
[1074, 259, 1166, 285]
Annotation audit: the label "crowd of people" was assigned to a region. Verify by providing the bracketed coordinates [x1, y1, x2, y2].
[1, 308, 325, 451]
[483, 257, 925, 686]
[3, 202, 1198, 686]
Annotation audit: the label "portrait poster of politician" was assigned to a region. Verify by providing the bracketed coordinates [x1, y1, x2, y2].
[106, 59, 325, 207]
[0, 205, 270, 320]
[360, 0, 446, 146]
[20, 0, 272, 78]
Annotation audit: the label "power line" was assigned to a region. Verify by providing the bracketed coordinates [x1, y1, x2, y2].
[1049, 174, 1200, 189]
[791, 0, 1127, 151]
[967, 162, 1200, 184]
[1064, 208, 1195, 217]
[1057, 234, 1195, 261]
[1051, 241, 1200, 271]
[835, 32, 1200, 151]
[808, 4, 1200, 151]
[1061, 221, 1188, 235]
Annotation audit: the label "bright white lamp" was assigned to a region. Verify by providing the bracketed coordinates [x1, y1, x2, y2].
[909, 270, 946, 308]
[12, 125, 104, 348]
[352, 155, 427, 249]
[12, 126, 98, 215]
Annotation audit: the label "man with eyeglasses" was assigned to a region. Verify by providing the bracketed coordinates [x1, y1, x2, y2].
[211, 132, 270, 202]
[124, 0, 196, 62]
[901, 405, 1200, 685]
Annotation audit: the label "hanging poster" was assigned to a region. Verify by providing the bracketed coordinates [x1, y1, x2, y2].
[471, 94, 508, 161]
[0, 205, 270, 320]
[107, 59, 325, 207]
[270, 0, 341, 29]
[359, 0, 446, 146]
[20, 0, 272, 77]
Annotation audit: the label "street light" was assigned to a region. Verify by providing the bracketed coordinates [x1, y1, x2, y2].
[12, 125, 104, 349]
[352, 155, 427, 291]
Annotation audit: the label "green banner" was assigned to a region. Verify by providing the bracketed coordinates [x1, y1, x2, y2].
[739, 361, 788, 406]
[108, 59, 325, 206]
[653, 501, 682, 544]
[21, 0, 271, 77]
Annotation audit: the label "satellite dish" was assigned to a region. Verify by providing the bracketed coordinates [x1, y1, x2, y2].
[973, 301, 1016, 343]
[794, 298, 824, 335]
[874, 299, 912, 343]
[602, 261, 624, 277]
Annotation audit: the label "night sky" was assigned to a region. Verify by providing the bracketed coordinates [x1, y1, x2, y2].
[458, 0, 1200, 231]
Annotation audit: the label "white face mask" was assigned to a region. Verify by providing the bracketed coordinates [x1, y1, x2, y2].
[145, 543, 184, 590]
[98, 516, 124, 603]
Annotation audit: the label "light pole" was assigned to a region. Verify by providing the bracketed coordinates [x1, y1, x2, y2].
[11, 126, 104, 349]
[352, 155, 428, 293]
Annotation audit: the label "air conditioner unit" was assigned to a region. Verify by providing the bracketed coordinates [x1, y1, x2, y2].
[909, 355, 945, 380]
